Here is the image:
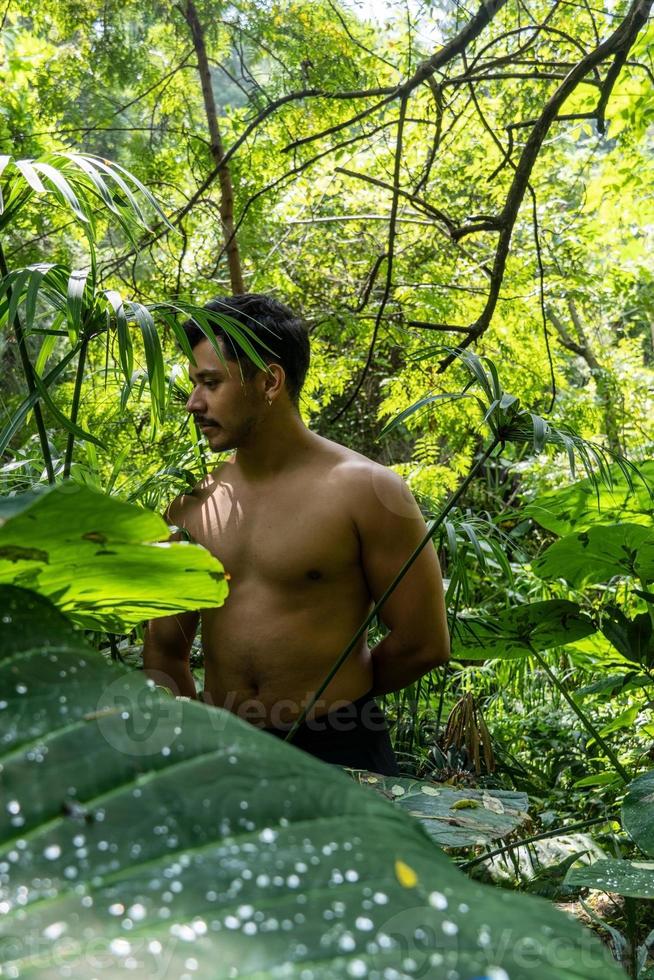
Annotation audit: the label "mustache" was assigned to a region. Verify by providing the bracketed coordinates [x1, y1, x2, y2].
[193, 416, 218, 427]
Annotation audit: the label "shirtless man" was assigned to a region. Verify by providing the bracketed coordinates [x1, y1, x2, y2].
[143, 294, 449, 775]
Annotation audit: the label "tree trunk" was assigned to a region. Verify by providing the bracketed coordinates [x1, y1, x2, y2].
[548, 302, 622, 455]
[180, 0, 245, 294]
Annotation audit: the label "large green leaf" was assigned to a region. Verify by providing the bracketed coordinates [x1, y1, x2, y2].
[525, 460, 654, 535]
[452, 600, 597, 660]
[601, 607, 654, 666]
[0, 594, 622, 979]
[349, 772, 529, 847]
[532, 523, 654, 587]
[0, 485, 227, 630]
[564, 858, 654, 898]
[623, 769, 654, 856]
[0, 585, 83, 656]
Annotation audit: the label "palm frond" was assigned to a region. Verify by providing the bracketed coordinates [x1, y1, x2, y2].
[0, 152, 172, 242]
[383, 345, 644, 496]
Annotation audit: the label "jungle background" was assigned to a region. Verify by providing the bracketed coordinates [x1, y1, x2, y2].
[1, 0, 654, 976]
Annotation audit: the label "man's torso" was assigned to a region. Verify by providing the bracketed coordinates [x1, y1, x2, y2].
[173, 439, 375, 726]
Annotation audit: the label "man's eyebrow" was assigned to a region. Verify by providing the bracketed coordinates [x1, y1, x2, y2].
[190, 369, 222, 379]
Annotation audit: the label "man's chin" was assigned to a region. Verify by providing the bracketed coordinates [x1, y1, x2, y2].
[205, 430, 234, 452]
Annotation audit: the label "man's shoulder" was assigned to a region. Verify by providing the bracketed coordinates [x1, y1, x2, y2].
[314, 437, 418, 520]
[164, 461, 231, 525]
[313, 435, 381, 481]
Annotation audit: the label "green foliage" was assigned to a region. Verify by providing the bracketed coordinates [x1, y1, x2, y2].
[527, 467, 654, 673]
[624, 770, 654, 857]
[524, 460, 654, 535]
[533, 523, 654, 589]
[2, 0, 653, 497]
[563, 769, 654, 898]
[565, 859, 654, 899]
[453, 600, 597, 661]
[559, 767, 654, 976]
[0, 583, 82, 652]
[0, 483, 228, 629]
[2, 2, 654, 973]
[350, 772, 530, 847]
[0, 150, 170, 242]
[601, 608, 654, 668]
[0, 587, 623, 979]
[0, 151, 273, 484]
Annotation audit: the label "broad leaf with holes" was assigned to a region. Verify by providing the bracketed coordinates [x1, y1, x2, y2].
[532, 524, 654, 588]
[564, 769, 654, 900]
[564, 859, 654, 898]
[525, 460, 654, 535]
[623, 769, 654, 856]
[0, 485, 228, 630]
[347, 772, 529, 847]
[452, 600, 596, 660]
[0, 588, 622, 979]
[601, 607, 654, 666]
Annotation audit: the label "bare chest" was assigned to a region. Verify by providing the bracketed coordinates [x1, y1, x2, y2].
[183, 479, 360, 587]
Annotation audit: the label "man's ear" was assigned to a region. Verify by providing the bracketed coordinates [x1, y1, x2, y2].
[262, 362, 286, 402]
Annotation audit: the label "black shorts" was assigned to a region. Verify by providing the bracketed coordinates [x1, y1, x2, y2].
[262, 690, 400, 775]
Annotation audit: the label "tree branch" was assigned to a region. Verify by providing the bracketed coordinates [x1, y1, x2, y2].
[325, 0, 400, 72]
[414, 78, 444, 195]
[330, 96, 409, 422]
[406, 320, 472, 334]
[437, 0, 653, 373]
[283, 0, 509, 154]
[506, 111, 597, 129]
[401, 0, 510, 95]
[548, 301, 622, 452]
[99, 86, 398, 279]
[102, 0, 510, 283]
[179, 0, 244, 293]
[1, 1, 12, 31]
[334, 166, 457, 235]
[443, 70, 603, 87]
[349, 252, 388, 314]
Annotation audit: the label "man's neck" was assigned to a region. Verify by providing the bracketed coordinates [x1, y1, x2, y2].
[235, 407, 314, 480]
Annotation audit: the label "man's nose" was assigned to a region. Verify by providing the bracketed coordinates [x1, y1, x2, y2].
[186, 387, 205, 414]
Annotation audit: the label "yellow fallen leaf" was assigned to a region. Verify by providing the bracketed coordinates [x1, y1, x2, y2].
[451, 799, 481, 810]
[395, 859, 418, 888]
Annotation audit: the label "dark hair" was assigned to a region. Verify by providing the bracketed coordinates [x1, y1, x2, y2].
[183, 293, 310, 404]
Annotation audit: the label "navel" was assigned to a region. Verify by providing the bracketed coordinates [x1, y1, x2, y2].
[306, 568, 322, 581]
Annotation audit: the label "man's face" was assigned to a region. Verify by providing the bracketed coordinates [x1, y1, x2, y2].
[185, 338, 264, 451]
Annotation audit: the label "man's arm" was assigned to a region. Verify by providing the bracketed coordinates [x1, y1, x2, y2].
[142, 610, 200, 698]
[354, 465, 450, 696]
[142, 495, 199, 698]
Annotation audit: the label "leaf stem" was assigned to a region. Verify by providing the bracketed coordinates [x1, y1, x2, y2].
[528, 643, 630, 784]
[63, 336, 88, 478]
[460, 814, 615, 870]
[0, 243, 55, 483]
[624, 895, 638, 980]
[284, 438, 501, 743]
